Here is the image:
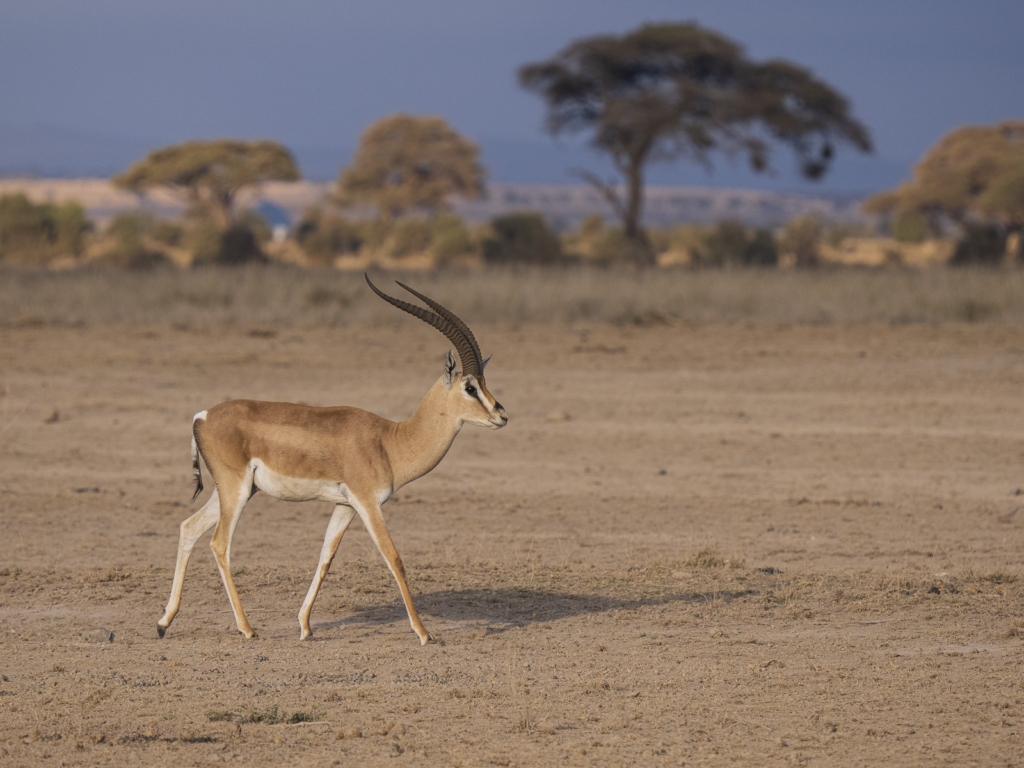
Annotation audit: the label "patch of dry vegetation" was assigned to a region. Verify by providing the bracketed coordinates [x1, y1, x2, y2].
[3, 264, 1024, 328]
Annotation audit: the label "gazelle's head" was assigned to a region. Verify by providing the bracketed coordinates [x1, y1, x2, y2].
[439, 349, 507, 429]
[366, 274, 508, 430]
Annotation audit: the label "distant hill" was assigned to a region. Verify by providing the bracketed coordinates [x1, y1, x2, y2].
[0, 178, 866, 228]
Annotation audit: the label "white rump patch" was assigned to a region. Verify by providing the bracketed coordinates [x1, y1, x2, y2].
[193, 410, 208, 423]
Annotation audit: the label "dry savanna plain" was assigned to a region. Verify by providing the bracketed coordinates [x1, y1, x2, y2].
[1, 267, 1023, 767]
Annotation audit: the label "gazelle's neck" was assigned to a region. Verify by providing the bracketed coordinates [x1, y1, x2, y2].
[386, 378, 462, 490]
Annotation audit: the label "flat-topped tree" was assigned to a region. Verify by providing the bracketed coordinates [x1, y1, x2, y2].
[520, 22, 872, 264]
[864, 121, 1024, 234]
[338, 114, 485, 219]
[114, 139, 300, 230]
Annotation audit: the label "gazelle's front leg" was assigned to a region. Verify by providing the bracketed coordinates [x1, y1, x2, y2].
[298, 504, 357, 640]
[352, 495, 432, 645]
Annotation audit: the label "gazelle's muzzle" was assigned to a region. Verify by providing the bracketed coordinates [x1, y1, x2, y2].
[489, 402, 508, 429]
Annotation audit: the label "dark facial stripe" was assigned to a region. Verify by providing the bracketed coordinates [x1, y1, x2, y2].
[464, 378, 492, 409]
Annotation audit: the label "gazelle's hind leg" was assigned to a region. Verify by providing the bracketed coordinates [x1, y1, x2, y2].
[210, 470, 258, 638]
[298, 504, 357, 640]
[157, 489, 220, 638]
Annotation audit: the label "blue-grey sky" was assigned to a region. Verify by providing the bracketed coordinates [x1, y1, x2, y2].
[1, 0, 1021, 192]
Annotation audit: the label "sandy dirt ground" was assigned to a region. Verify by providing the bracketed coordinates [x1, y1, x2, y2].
[1, 320, 1022, 767]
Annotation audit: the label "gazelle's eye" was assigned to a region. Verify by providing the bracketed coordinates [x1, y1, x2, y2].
[465, 385, 477, 397]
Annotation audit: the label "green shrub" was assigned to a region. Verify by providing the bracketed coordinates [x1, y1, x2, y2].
[355, 218, 392, 252]
[565, 215, 660, 264]
[483, 212, 564, 264]
[181, 204, 265, 266]
[701, 219, 749, 266]
[286, 710, 323, 724]
[744, 229, 779, 266]
[151, 220, 185, 247]
[949, 224, 1007, 266]
[247, 705, 285, 724]
[890, 210, 930, 243]
[590, 227, 632, 263]
[0, 194, 53, 264]
[0, 193, 91, 265]
[294, 208, 363, 264]
[429, 211, 474, 260]
[50, 201, 91, 256]
[237, 209, 273, 244]
[779, 214, 823, 267]
[100, 211, 170, 268]
[388, 218, 432, 257]
[689, 220, 778, 267]
[180, 222, 220, 264]
[298, 213, 475, 261]
[217, 224, 268, 265]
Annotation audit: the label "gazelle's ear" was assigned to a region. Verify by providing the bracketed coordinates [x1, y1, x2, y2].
[442, 350, 458, 389]
[482, 354, 491, 371]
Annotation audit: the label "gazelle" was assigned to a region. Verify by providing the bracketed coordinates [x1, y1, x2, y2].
[156, 275, 508, 644]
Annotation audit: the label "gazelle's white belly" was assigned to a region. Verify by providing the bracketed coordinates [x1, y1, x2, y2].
[250, 459, 351, 504]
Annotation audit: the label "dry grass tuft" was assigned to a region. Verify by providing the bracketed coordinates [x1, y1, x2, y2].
[243, 705, 324, 725]
[978, 570, 1017, 585]
[684, 545, 725, 569]
[507, 645, 534, 733]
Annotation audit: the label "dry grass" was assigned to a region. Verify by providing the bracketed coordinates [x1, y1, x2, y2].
[3, 264, 1024, 328]
[683, 544, 726, 569]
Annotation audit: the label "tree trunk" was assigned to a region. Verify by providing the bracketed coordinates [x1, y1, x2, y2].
[622, 158, 655, 266]
[210, 188, 235, 231]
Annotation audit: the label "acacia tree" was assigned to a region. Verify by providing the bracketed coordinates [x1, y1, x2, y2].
[864, 121, 1024, 233]
[519, 22, 872, 264]
[114, 139, 300, 230]
[338, 114, 485, 218]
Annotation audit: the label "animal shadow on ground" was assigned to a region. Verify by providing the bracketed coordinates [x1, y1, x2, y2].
[316, 586, 753, 635]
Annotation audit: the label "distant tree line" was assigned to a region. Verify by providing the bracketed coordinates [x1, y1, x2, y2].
[0, 21, 1020, 268]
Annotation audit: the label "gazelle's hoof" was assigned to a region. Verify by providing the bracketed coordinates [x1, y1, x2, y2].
[157, 624, 166, 639]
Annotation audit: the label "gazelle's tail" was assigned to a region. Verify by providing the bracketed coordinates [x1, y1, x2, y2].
[190, 411, 207, 501]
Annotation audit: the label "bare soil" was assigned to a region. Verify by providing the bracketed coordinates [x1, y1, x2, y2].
[1, 320, 1022, 767]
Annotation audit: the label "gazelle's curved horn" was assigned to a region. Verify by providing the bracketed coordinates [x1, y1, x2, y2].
[396, 281, 482, 374]
[365, 274, 482, 377]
